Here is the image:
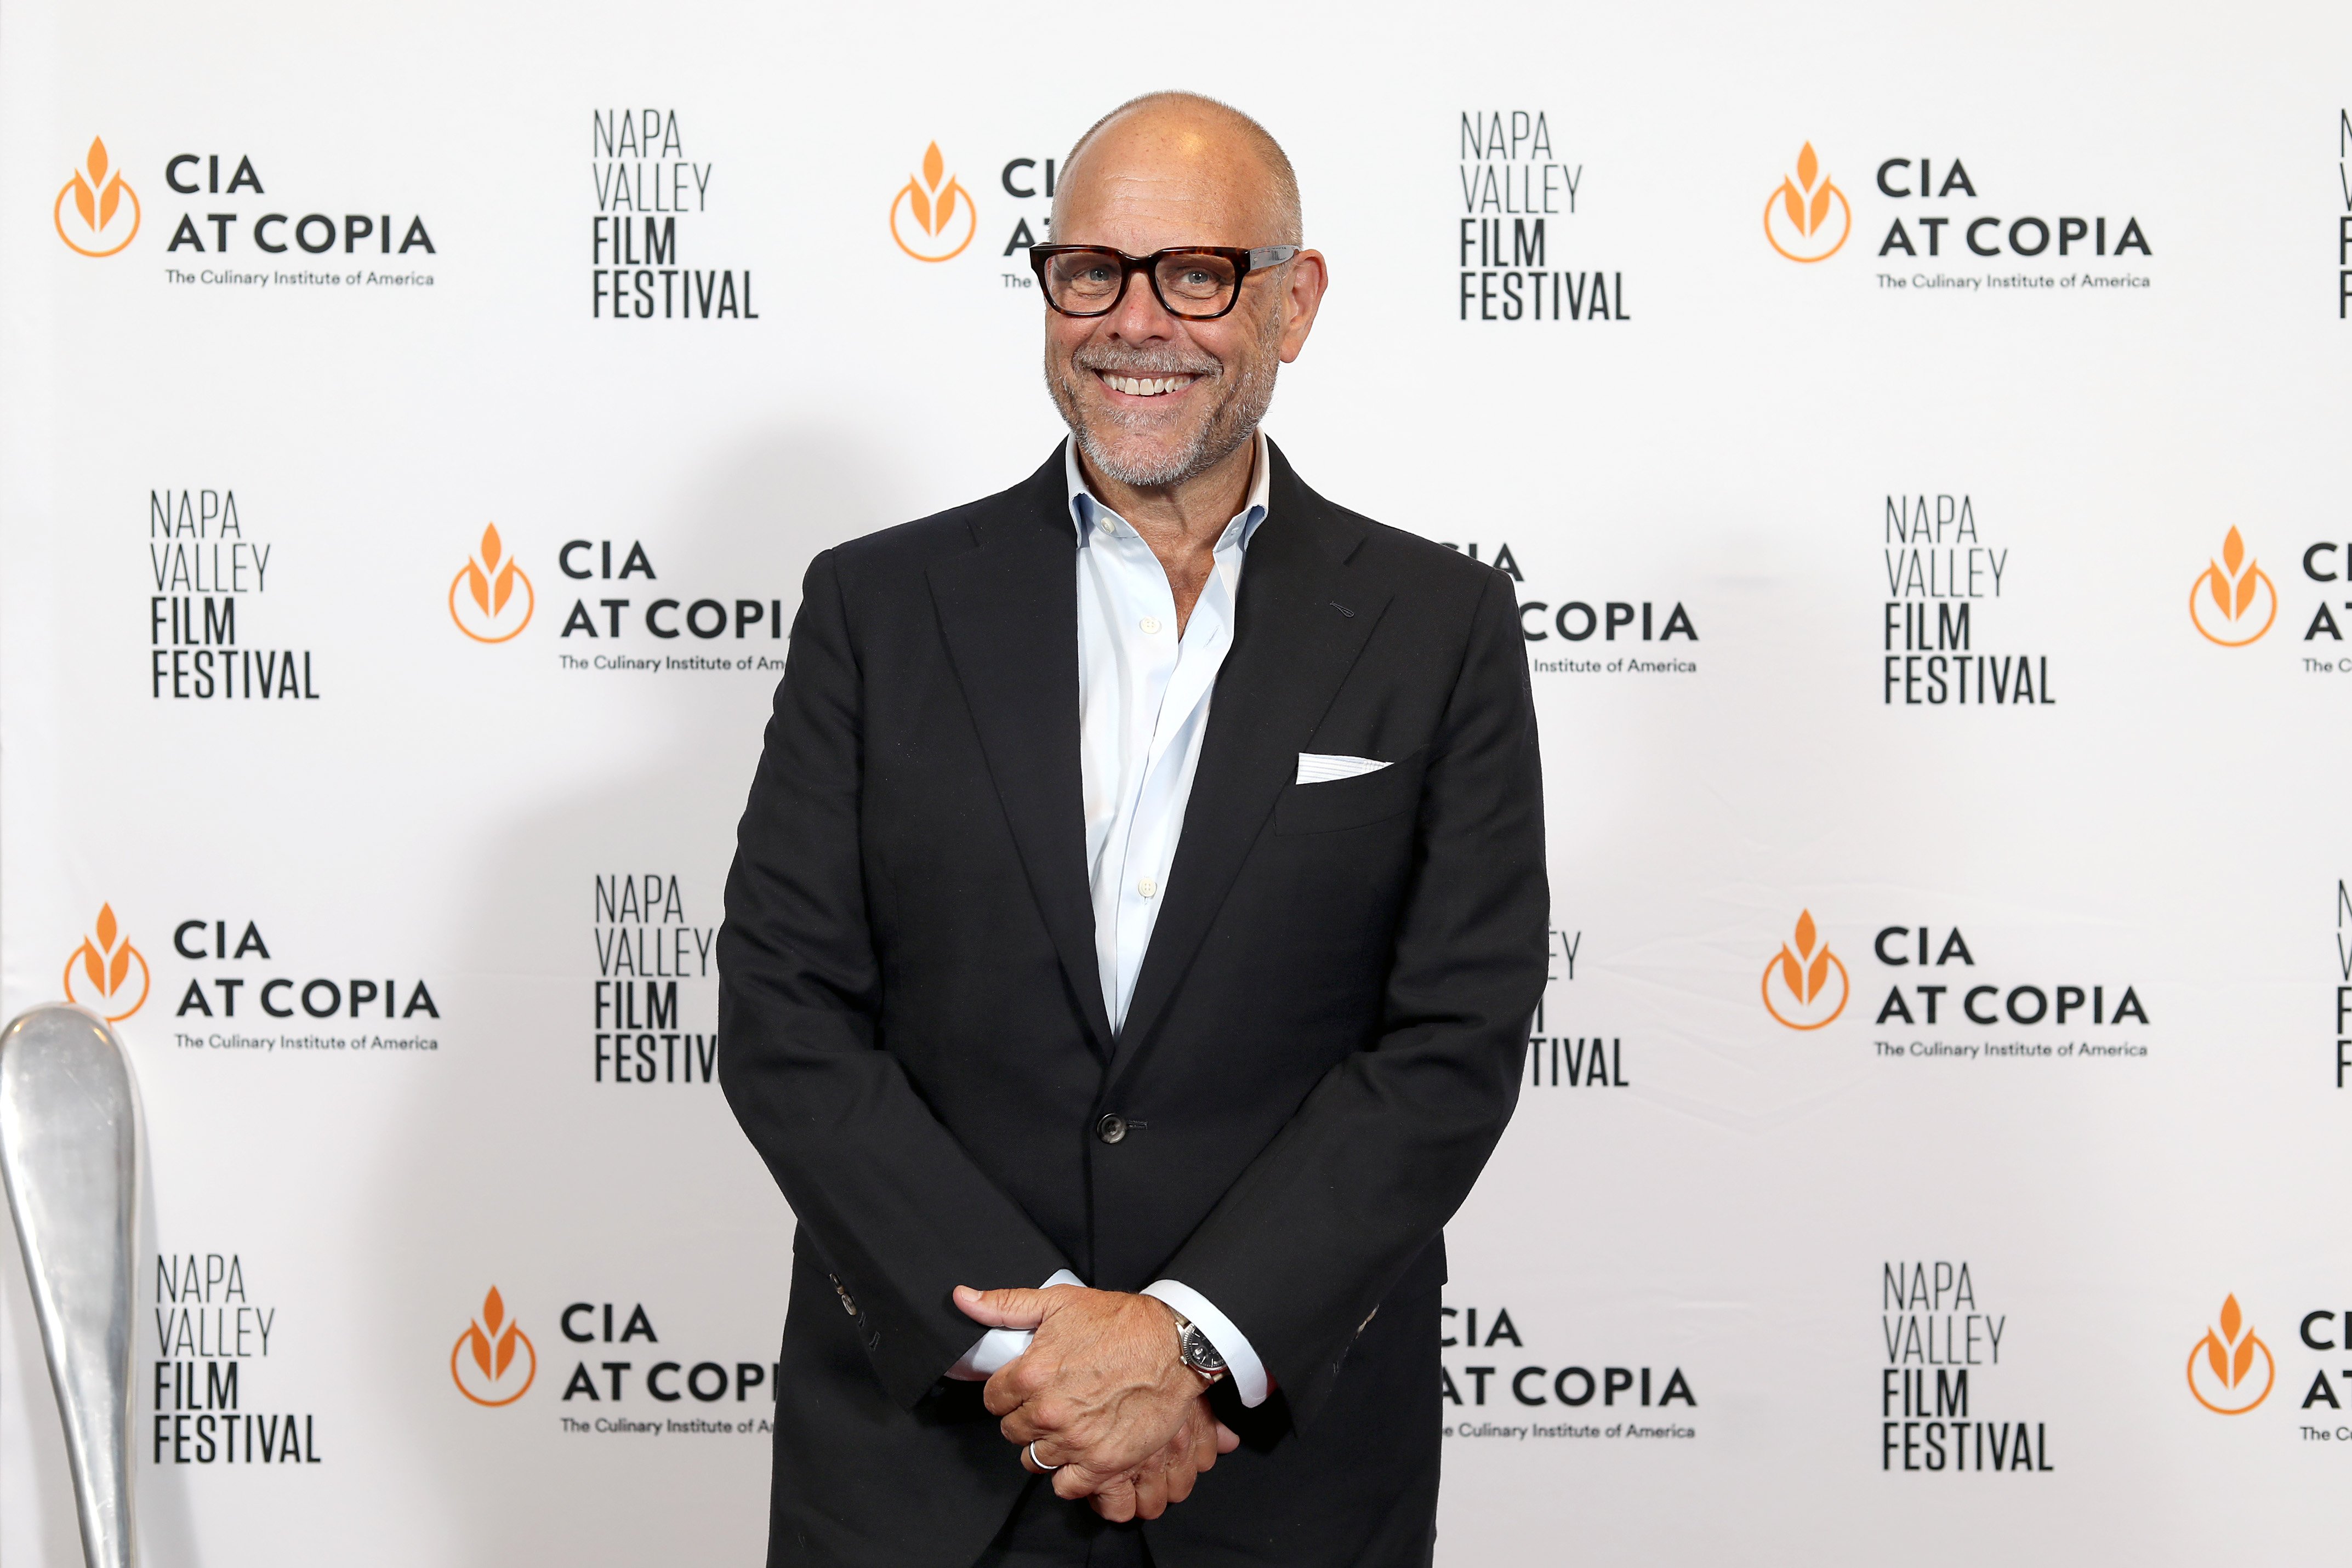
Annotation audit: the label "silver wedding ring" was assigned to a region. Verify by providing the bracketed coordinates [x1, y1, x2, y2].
[1027, 1440, 1061, 1473]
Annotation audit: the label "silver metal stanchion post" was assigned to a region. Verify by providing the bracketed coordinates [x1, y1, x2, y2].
[0, 1004, 139, 1568]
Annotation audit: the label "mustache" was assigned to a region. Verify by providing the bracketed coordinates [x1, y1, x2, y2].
[1070, 344, 1222, 378]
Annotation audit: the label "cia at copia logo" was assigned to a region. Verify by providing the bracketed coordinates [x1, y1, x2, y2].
[452, 1286, 537, 1406]
[62, 903, 149, 1022]
[1763, 142, 1849, 263]
[448, 525, 534, 643]
[2185, 1293, 2273, 1414]
[55, 136, 140, 257]
[1761, 909, 1848, 1029]
[890, 141, 976, 263]
[2188, 528, 2277, 647]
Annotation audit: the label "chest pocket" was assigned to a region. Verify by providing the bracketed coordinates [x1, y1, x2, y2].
[1273, 746, 1428, 835]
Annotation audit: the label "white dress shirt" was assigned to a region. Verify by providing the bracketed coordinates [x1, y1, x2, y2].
[946, 432, 1273, 1407]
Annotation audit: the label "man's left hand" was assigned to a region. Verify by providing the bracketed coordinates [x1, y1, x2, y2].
[954, 1284, 1235, 1512]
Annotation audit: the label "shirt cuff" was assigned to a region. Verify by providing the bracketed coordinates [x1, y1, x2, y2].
[1141, 1279, 1269, 1408]
[946, 1269, 1084, 1381]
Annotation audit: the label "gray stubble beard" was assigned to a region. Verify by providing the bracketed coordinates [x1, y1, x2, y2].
[1047, 304, 1284, 490]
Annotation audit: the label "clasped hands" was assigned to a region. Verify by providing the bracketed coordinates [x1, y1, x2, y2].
[953, 1283, 1239, 1522]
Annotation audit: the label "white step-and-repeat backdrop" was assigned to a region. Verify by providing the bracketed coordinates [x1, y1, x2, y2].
[4, 1, 2349, 1561]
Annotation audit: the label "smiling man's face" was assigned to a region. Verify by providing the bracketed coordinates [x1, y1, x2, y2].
[1044, 102, 1310, 491]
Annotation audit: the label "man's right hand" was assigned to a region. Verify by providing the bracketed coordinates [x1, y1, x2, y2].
[959, 1282, 1237, 1514]
[1025, 1389, 1237, 1521]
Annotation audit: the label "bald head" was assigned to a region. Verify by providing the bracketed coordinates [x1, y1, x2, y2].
[1039, 91, 1327, 502]
[1052, 92, 1302, 248]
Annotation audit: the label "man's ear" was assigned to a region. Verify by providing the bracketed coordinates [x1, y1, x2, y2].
[1278, 251, 1328, 364]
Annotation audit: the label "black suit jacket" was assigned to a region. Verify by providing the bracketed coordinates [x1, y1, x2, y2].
[717, 441, 1547, 1567]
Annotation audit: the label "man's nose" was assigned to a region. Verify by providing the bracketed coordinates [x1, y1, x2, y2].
[1102, 266, 1180, 341]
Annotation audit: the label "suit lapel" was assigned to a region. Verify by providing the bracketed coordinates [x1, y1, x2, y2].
[926, 446, 1118, 1059]
[1108, 444, 1391, 1085]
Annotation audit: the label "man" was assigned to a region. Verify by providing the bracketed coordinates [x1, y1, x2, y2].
[718, 92, 1546, 1567]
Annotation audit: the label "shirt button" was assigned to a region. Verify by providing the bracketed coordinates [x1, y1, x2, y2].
[1095, 1114, 1128, 1145]
[1139, 616, 1161, 635]
[1137, 877, 1157, 898]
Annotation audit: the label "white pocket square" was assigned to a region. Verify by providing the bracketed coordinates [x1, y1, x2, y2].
[1296, 752, 1391, 785]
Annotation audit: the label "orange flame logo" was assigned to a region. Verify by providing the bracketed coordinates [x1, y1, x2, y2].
[451, 1286, 537, 1406]
[447, 524, 534, 643]
[61, 903, 149, 1022]
[2185, 1293, 2274, 1413]
[1760, 909, 1848, 1029]
[2188, 527, 2277, 647]
[54, 136, 140, 258]
[889, 141, 977, 263]
[1763, 142, 1850, 263]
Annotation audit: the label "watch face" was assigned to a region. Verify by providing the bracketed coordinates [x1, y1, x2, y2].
[1183, 1326, 1226, 1371]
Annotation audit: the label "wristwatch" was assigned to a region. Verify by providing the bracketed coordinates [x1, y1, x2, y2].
[1169, 1311, 1229, 1384]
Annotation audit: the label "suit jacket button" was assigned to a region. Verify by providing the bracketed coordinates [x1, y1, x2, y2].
[1095, 1114, 1127, 1145]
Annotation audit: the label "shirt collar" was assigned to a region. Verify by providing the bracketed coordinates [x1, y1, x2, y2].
[1066, 428, 1272, 553]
